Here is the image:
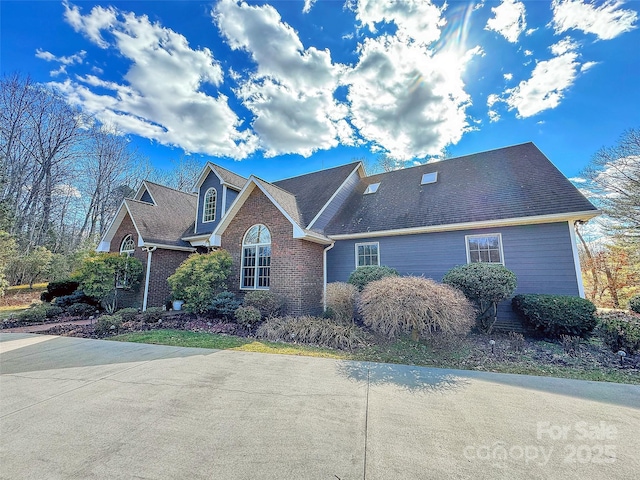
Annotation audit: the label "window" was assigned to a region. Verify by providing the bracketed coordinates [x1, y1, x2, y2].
[465, 234, 503, 264]
[355, 242, 380, 267]
[421, 172, 437, 184]
[119, 234, 135, 256]
[364, 183, 380, 194]
[241, 224, 271, 289]
[203, 188, 217, 223]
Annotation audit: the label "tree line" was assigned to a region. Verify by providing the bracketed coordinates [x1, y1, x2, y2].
[0, 73, 203, 289]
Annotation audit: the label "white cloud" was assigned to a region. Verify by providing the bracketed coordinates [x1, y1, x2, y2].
[550, 36, 579, 55]
[569, 176, 586, 183]
[524, 49, 533, 56]
[502, 50, 580, 117]
[55, 2, 257, 159]
[214, 0, 350, 157]
[503, 73, 513, 81]
[350, 0, 445, 45]
[346, 34, 475, 160]
[485, 0, 527, 43]
[302, 0, 316, 14]
[36, 48, 86, 65]
[551, 0, 638, 40]
[580, 61, 599, 72]
[525, 27, 537, 35]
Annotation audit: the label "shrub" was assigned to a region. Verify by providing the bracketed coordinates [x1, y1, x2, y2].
[54, 290, 95, 308]
[442, 263, 517, 333]
[234, 306, 262, 328]
[40, 280, 80, 302]
[116, 307, 140, 322]
[629, 295, 640, 314]
[597, 311, 640, 355]
[16, 303, 62, 323]
[256, 316, 367, 350]
[325, 282, 358, 324]
[67, 303, 97, 318]
[167, 250, 232, 313]
[142, 307, 163, 323]
[95, 314, 123, 335]
[359, 276, 474, 341]
[347, 265, 399, 291]
[243, 291, 285, 318]
[210, 291, 242, 319]
[508, 332, 525, 353]
[511, 294, 597, 338]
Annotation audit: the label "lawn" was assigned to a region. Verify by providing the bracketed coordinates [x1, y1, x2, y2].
[111, 328, 640, 385]
[0, 283, 47, 320]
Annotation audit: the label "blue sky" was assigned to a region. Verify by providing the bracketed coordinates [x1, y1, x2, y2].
[2, 0, 639, 182]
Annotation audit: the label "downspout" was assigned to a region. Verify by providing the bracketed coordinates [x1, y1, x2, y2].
[142, 246, 157, 311]
[323, 242, 335, 312]
[569, 221, 585, 298]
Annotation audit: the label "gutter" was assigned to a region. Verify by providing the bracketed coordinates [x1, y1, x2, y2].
[322, 242, 336, 312]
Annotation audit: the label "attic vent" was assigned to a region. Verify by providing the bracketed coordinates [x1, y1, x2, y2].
[421, 172, 438, 185]
[364, 183, 380, 194]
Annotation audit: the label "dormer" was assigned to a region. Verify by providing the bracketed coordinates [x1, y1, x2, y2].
[134, 181, 157, 205]
[192, 163, 247, 235]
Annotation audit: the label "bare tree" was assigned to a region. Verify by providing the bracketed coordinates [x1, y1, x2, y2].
[150, 154, 204, 192]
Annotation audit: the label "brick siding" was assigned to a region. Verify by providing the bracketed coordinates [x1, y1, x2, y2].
[110, 212, 189, 309]
[221, 188, 325, 316]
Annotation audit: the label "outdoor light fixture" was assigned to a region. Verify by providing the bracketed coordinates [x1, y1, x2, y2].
[617, 350, 627, 364]
[489, 339, 496, 354]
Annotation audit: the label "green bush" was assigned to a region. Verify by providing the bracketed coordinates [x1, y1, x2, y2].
[629, 295, 640, 314]
[325, 282, 358, 324]
[116, 307, 140, 322]
[512, 294, 597, 338]
[54, 290, 95, 308]
[16, 305, 47, 323]
[167, 250, 232, 313]
[210, 291, 242, 319]
[442, 263, 517, 333]
[359, 276, 474, 341]
[256, 316, 367, 350]
[40, 280, 80, 302]
[347, 265, 398, 291]
[67, 303, 97, 318]
[234, 306, 262, 328]
[142, 307, 163, 323]
[597, 311, 640, 355]
[43, 304, 64, 319]
[95, 314, 123, 334]
[243, 290, 285, 318]
[74, 253, 143, 313]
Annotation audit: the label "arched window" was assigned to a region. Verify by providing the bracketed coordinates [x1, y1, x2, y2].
[203, 188, 217, 223]
[120, 234, 135, 257]
[241, 224, 271, 289]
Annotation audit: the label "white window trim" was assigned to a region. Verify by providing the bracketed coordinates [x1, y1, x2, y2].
[355, 242, 380, 268]
[119, 234, 135, 256]
[421, 172, 438, 185]
[202, 187, 217, 223]
[465, 233, 505, 265]
[240, 224, 271, 290]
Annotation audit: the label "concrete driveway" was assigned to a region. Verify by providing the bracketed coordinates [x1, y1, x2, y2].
[1, 333, 638, 480]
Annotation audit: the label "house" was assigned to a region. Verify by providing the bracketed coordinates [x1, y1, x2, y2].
[98, 142, 599, 327]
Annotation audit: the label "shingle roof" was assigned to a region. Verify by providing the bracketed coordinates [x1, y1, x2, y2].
[273, 162, 361, 227]
[324, 143, 598, 235]
[126, 182, 197, 247]
[253, 178, 304, 226]
[213, 164, 247, 190]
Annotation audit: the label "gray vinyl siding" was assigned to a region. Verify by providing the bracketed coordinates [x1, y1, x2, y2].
[225, 188, 239, 212]
[312, 170, 360, 231]
[195, 171, 223, 235]
[140, 190, 153, 204]
[327, 222, 580, 324]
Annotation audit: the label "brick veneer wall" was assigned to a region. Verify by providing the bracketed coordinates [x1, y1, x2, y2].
[221, 188, 325, 316]
[110, 213, 145, 308]
[110, 213, 190, 309]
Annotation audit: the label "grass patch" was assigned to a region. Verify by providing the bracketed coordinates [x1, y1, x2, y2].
[5, 283, 48, 293]
[0, 305, 29, 320]
[108, 329, 639, 385]
[111, 329, 346, 359]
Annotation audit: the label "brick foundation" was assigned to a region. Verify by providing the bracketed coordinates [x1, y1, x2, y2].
[221, 188, 325, 316]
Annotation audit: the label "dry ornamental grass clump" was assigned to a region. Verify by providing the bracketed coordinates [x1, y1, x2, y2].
[359, 276, 475, 341]
[325, 282, 358, 324]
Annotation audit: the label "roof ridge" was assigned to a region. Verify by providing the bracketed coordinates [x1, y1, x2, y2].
[274, 161, 362, 183]
[143, 180, 198, 196]
[361, 142, 535, 179]
[253, 176, 298, 198]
